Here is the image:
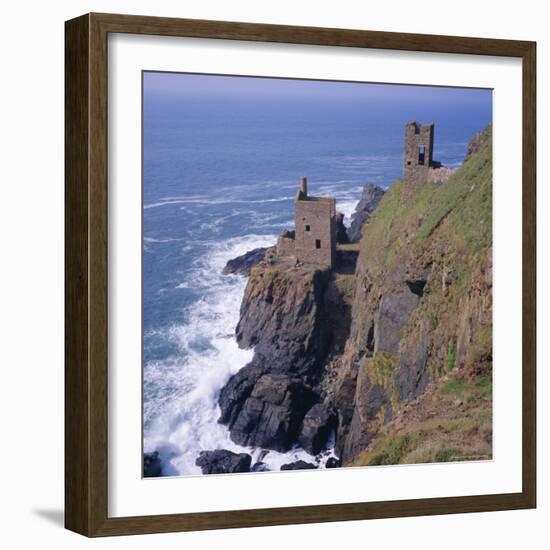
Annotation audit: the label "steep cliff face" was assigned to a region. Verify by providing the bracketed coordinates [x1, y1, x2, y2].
[219, 264, 337, 452]
[235, 265, 331, 381]
[333, 128, 493, 463]
[218, 126, 493, 466]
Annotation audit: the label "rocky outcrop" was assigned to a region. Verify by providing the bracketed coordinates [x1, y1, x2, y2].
[143, 451, 162, 477]
[251, 461, 270, 472]
[219, 264, 333, 452]
[226, 374, 316, 451]
[195, 450, 252, 474]
[219, 364, 266, 427]
[235, 266, 331, 381]
[325, 457, 341, 468]
[347, 184, 385, 242]
[222, 247, 271, 276]
[298, 403, 337, 455]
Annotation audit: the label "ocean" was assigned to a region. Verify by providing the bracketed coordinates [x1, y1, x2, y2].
[142, 74, 492, 476]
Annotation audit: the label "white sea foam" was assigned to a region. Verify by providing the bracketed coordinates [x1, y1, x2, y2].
[317, 184, 363, 197]
[144, 236, 188, 243]
[253, 431, 339, 472]
[337, 200, 360, 227]
[144, 233, 276, 475]
[161, 181, 296, 200]
[144, 196, 294, 209]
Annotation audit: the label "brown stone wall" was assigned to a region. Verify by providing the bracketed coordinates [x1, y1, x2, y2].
[295, 197, 336, 268]
[277, 234, 296, 257]
[428, 166, 456, 186]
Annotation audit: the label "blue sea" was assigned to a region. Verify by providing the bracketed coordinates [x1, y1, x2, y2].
[142, 73, 492, 476]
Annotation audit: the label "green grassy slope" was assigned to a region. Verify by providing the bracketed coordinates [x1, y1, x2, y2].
[344, 126, 493, 465]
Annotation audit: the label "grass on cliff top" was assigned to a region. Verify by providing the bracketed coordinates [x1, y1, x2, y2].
[360, 131, 492, 280]
[349, 372, 492, 467]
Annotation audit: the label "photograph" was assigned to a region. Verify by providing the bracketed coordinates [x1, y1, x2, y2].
[0, 0, 542, 544]
[142, 72, 493, 477]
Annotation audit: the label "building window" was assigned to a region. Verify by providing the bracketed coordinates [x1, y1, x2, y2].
[418, 145, 426, 165]
[305, 225, 311, 232]
[315, 239, 321, 249]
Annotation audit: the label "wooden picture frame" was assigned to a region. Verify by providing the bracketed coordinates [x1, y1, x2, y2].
[65, 12, 536, 537]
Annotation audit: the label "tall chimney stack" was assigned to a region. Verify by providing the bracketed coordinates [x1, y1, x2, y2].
[300, 176, 308, 197]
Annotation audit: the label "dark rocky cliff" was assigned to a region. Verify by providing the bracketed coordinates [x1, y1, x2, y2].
[234, 266, 331, 380]
[222, 247, 270, 276]
[217, 126, 493, 467]
[219, 264, 337, 452]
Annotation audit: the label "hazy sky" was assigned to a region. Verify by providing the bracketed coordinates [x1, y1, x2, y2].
[143, 71, 492, 106]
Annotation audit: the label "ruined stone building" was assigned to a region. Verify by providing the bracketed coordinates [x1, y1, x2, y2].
[402, 121, 453, 200]
[403, 121, 435, 186]
[277, 176, 337, 269]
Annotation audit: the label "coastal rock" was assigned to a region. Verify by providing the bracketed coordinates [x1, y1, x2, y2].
[219, 262, 336, 453]
[235, 266, 331, 380]
[325, 457, 341, 468]
[195, 449, 252, 474]
[143, 451, 162, 477]
[228, 374, 317, 452]
[347, 184, 385, 242]
[280, 460, 317, 470]
[218, 363, 266, 427]
[222, 247, 271, 276]
[298, 403, 337, 455]
[251, 462, 270, 472]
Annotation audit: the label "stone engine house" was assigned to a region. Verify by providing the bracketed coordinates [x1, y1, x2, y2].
[403, 121, 435, 185]
[402, 121, 451, 201]
[277, 176, 337, 269]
